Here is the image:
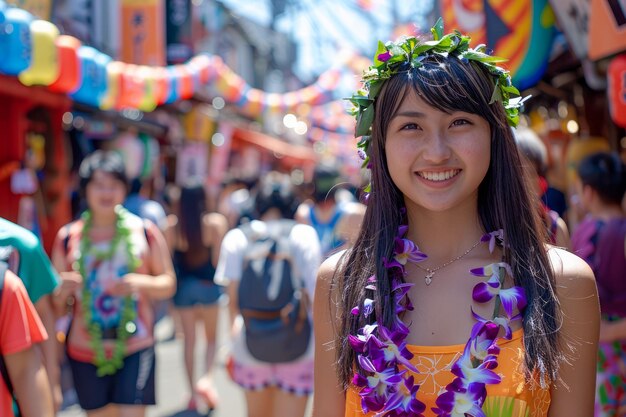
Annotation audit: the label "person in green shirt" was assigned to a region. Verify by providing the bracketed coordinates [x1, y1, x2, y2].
[0, 217, 61, 411]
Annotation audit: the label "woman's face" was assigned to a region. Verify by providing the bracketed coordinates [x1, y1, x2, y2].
[85, 170, 127, 215]
[385, 90, 491, 214]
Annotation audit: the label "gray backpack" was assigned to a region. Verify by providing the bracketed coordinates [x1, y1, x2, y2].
[237, 220, 311, 363]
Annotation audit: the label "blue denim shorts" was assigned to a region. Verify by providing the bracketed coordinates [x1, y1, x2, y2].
[68, 346, 156, 410]
[173, 277, 224, 308]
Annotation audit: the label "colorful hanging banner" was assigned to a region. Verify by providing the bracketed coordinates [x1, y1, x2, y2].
[440, 0, 556, 90]
[5, 0, 51, 19]
[120, 0, 165, 66]
[588, 0, 626, 60]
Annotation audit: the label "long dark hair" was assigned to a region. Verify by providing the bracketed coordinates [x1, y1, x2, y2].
[335, 54, 563, 388]
[179, 183, 207, 255]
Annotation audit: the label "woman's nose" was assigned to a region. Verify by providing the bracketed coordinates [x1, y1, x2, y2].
[422, 132, 451, 163]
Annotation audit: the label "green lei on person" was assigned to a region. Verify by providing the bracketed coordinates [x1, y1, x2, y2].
[76, 205, 140, 377]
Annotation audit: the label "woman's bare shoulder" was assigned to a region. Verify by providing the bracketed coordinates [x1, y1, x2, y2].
[318, 250, 346, 283]
[547, 246, 596, 297]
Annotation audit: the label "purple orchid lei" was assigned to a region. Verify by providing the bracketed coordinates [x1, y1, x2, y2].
[349, 225, 528, 417]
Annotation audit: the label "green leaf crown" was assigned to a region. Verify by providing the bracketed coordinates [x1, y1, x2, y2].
[348, 18, 529, 170]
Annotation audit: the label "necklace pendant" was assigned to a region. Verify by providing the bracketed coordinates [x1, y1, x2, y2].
[425, 271, 434, 285]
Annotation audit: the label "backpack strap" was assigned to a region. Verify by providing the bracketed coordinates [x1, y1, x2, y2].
[0, 261, 16, 397]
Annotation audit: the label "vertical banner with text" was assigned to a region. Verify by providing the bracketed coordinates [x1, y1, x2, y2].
[166, 0, 193, 64]
[120, 0, 165, 66]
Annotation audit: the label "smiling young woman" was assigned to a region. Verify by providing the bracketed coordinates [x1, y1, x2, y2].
[312, 19, 600, 417]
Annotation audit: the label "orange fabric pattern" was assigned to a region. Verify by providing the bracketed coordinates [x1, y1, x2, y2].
[345, 329, 551, 417]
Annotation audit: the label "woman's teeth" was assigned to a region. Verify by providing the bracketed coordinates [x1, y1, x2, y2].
[417, 170, 460, 181]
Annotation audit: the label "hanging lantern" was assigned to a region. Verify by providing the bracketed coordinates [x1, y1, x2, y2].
[48, 35, 81, 93]
[175, 65, 193, 99]
[100, 61, 125, 110]
[189, 54, 212, 84]
[137, 65, 158, 112]
[608, 54, 626, 128]
[117, 64, 145, 109]
[164, 66, 179, 104]
[153, 66, 170, 106]
[71, 46, 110, 108]
[0, 8, 33, 75]
[18, 19, 60, 86]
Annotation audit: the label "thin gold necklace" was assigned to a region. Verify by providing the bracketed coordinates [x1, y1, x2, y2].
[413, 238, 482, 285]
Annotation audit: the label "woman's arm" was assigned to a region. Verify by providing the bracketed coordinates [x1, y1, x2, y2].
[5, 345, 54, 417]
[312, 252, 346, 417]
[50, 225, 82, 316]
[204, 212, 229, 266]
[548, 247, 600, 417]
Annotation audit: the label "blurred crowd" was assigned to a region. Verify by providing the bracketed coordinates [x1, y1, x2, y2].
[0, 132, 625, 417]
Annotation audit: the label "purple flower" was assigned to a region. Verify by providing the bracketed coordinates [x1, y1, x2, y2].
[471, 308, 517, 340]
[433, 380, 488, 417]
[378, 326, 418, 372]
[471, 273, 501, 303]
[394, 238, 427, 266]
[352, 298, 375, 317]
[381, 376, 425, 416]
[468, 322, 501, 360]
[452, 341, 501, 385]
[378, 50, 392, 62]
[470, 262, 513, 280]
[481, 230, 504, 253]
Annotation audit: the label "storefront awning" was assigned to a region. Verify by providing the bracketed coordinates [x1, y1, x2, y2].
[232, 127, 317, 163]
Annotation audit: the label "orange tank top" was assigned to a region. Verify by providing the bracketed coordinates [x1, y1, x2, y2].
[345, 329, 551, 417]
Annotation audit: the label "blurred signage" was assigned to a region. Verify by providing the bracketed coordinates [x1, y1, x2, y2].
[166, 0, 193, 64]
[6, 0, 51, 19]
[588, 0, 626, 60]
[549, 0, 590, 60]
[176, 141, 209, 185]
[120, 0, 165, 66]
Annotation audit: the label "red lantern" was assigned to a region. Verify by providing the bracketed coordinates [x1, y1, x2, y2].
[48, 35, 82, 93]
[175, 65, 193, 99]
[608, 54, 626, 128]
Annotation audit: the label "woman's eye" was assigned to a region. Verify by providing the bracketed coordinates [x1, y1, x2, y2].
[401, 123, 419, 130]
[451, 119, 471, 127]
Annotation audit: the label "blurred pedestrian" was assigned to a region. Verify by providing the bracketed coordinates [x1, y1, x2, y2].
[313, 20, 598, 417]
[295, 164, 365, 257]
[0, 261, 54, 417]
[51, 150, 175, 417]
[570, 151, 626, 417]
[514, 126, 571, 248]
[124, 177, 168, 233]
[0, 217, 61, 410]
[215, 171, 321, 417]
[170, 182, 228, 411]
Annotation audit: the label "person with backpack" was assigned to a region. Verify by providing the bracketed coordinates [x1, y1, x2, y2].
[570, 151, 626, 417]
[214, 171, 322, 417]
[0, 261, 54, 417]
[50, 150, 176, 417]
